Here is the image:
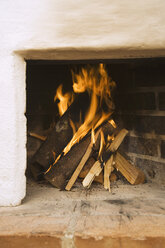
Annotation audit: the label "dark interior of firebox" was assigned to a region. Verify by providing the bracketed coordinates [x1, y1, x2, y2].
[26, 59, 165, 187]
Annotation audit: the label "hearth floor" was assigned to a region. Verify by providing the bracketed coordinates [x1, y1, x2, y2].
[0, 179, 165, 248]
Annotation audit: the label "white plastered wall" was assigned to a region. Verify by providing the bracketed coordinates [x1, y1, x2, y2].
[0, 0, 165, 206]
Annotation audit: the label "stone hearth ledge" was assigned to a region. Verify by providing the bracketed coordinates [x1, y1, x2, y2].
[0, 180, 164, 247]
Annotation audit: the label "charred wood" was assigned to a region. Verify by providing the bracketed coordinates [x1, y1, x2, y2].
[44, 122, 115, 189]
[30, 93, 90, 178]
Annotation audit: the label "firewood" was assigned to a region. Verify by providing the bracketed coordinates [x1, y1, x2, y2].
[30, 92, 90, 178]
[104, 155, 114, 191]
[82, 161, 102, 188]
[79, 157, 117, 184]
[108, 129, 128, 152]
[30, 162, 44, 181]
[29, 132, 46, 141]
[82, 128, 128, 189]
[81, 171, 104, 184]
[114, 152, 145, 185]
[65, 130, 100, 191]
[79, 157, 96, 176]
[44, 132, 92, 189]
[45, 122, 115, 189]
[79, 157, 103, 184]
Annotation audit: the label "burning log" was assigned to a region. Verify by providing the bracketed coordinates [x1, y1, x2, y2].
[45, 122, 115, 189]
[108, 129, 128, 152]
[30, 63, 145, 192]
[65, 129, 100, 190]
[30, 92, 90, 178]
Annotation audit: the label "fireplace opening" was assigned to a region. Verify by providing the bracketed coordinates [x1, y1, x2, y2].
[26, 58, 165, 192]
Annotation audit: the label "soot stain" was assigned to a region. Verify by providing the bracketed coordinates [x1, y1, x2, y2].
[105, 199, 132, 205]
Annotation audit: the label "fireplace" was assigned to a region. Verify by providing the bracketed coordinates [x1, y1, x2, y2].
[26, 59, 165, 187]
[1, 0, 165, 206]
[1, 1, 165, 246]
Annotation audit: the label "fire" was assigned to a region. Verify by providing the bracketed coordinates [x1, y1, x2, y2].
[91, 128, 95, 145]
[54, 63, 116, 157]
[54, 84, 74, 116]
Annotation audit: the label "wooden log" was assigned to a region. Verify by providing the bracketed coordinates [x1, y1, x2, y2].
[30, 92, 90, 177]
[82, 161, 102, 188]
[44, 133, 91, 189]
[82, 128, 128, 189]
[65, 130, 100, 191]
[29, 132, 46, 141]
[102, 128, 128, 162]
[108, 129, 128, 152]
[79, 157, 117, 184]
[104, 155, 114, 191]
[79, 157, 96, 176]
[45, 122, 115, 189]
[114, 152, 145, 185]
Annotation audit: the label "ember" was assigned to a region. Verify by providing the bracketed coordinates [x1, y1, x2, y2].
[30, 64, 145, 191]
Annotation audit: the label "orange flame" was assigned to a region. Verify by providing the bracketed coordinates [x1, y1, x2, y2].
[54, 84, 74, 116]
[91, 128, 95, 145]
[108, 119, 117, 129]
[55, 64, 116, 157]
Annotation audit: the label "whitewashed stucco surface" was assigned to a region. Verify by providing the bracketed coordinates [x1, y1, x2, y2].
[0, 0, 165, 206]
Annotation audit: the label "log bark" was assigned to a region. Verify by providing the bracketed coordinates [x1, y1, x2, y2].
[45, 122, 115, 189]
[30, 93, 90, 177]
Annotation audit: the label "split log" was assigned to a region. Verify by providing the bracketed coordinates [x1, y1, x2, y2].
[114, 152, 145, 185]
[29, 132, 46, 141]
[104, 155, 114, 191]
[108, 129, 128, 152]
[79, 157, 117, 184]
[65, 130, 100, 191]
[82, 128, 128, 189]
[30, 93, 90, 178]
[103, 130, 128, 191]
[45, 122, 115, 189]
[79, 157, 103, 184]
[82, 161, 102, 188]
